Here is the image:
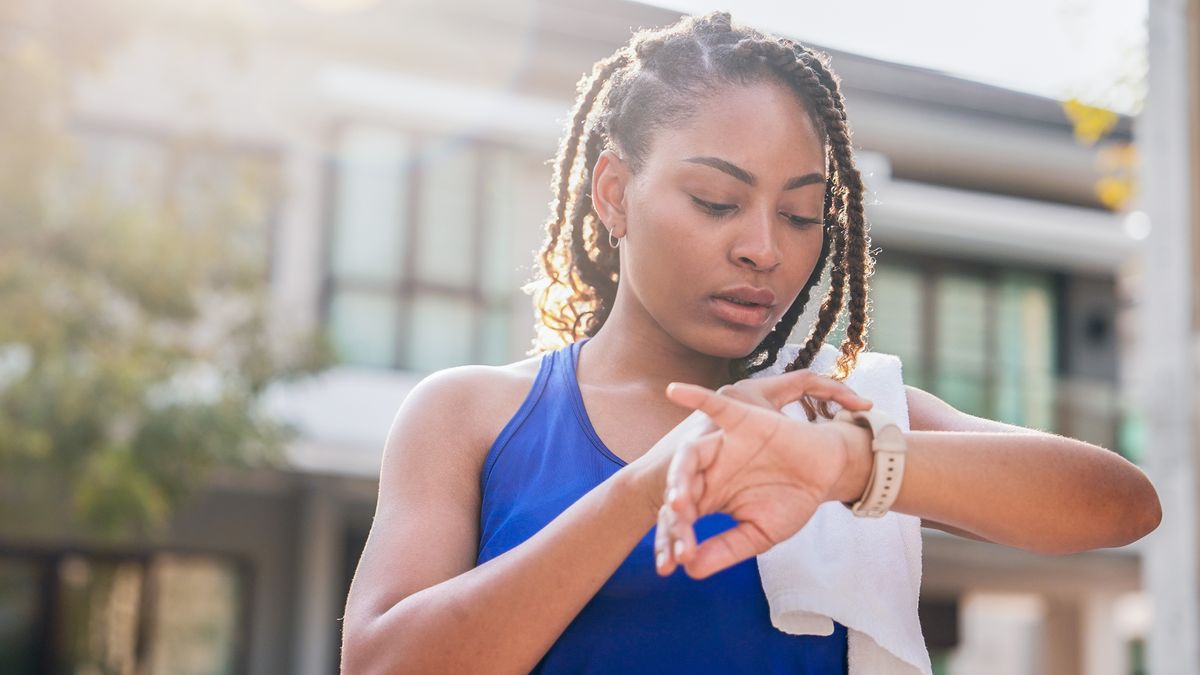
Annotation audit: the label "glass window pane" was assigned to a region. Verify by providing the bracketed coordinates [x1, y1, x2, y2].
[0, 557, 40, 673]
[1118, 411, 1145, 464]
[406, 293, 476, 371]
[146, 554, 243, 675]
[327, 289, 401, 368]
[481, 149, 519, 301]
[330, 126, 411, 284]
[934, 273, 989, 416]
[479, 303, 512, 366]
[74, 131, 169, 211]
[869, 264, 925, 387]
[415, 141, 477, 288]
[54, 555, 144, 675]
[994, 273, 1057, 429]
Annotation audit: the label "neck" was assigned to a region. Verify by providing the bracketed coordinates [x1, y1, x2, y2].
[577, 302, 742, 398]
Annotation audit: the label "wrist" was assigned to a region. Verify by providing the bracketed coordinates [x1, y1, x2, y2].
[828, 421, 873, 504]
[615, 458, 666, 522]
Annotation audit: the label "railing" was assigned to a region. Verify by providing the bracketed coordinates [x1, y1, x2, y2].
[917, 370, 1140, 462]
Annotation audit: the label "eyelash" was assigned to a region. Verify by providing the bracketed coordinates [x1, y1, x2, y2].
[690, 195, 821, 229]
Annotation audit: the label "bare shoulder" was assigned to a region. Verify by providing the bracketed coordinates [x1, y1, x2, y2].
[346, 353, 548, 625]
[387, 353, 548, 478]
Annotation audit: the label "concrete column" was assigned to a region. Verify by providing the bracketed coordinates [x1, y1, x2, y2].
[270, 128, 326, 334]
[1082, 593, 1129, 675]
[1140, 0, 1200, 673]
[292, 485, 342, 675]
[947, 592, 1042, 675]
[1040, 596, 1082, 675]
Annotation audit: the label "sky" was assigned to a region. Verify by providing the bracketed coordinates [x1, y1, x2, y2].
[640, 0, 1148, 114]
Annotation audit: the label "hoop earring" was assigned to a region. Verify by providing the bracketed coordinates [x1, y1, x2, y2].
[608, 229, 621, 249]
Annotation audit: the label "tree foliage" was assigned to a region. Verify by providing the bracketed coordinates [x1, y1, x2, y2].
[0, 0, 334, 537]
[1061, 97, 1138, 211]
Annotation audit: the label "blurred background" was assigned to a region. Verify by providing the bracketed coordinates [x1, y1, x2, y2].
[0, 0, 1192, 673]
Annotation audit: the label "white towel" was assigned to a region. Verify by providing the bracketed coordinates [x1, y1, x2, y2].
[662, 343, 932, 673]
[748, 342, 932, 675]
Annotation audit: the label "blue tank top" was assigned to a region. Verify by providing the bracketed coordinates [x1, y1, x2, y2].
[476, 337, 849, 674]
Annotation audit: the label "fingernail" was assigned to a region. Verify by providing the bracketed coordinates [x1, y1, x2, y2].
[673, 540, 684, 558]
[666, 487, 678, 505]
[657, 551, 667, 569]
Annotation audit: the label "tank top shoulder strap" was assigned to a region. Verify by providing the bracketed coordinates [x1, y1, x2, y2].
[478, 347, 559, 493]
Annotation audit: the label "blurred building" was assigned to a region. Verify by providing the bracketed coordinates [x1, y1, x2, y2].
[1139, 0, 1199, 673]
[0, 0, 1154, 673]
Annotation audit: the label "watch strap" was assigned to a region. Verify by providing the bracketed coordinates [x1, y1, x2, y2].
[833, 408, 907, 517]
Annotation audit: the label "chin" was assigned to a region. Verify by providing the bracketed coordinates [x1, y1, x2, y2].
[696, 326, 771, 360]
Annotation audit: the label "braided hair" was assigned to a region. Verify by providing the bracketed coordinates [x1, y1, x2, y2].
[524, 11, 873, 381]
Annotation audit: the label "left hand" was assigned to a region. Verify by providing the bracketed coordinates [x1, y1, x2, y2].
[654, 376, 871, 579]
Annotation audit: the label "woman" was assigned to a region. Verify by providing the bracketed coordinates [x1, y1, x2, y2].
[339, 12, 1161, 674]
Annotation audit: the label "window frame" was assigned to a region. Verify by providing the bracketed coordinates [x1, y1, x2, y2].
[0, 542, 254, 675]
[70, 117, 284, 286]
[318, 119, 523, 370]
[872, 249, 1068, 428]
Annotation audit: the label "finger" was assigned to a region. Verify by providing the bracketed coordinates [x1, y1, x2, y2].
[690, 466, 710, 512]
[671, 509, 700, 565]
[682, 520, 771, 580]
[667, 431, 722, 513]
[666, 478, 700, 523]
[794, 378, 872, 412]
[758, 372, 873, 412]
[655, 504, 678, 576]
[667, 430, 722, 493]
[663, 476, 701, 566]
[665, 382, 753, 431]
[666, 431, 724, 564]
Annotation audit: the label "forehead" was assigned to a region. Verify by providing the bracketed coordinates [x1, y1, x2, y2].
[643, 80, 827, 176]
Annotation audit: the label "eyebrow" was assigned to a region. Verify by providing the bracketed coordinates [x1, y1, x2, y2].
[682, 156, 825, 190]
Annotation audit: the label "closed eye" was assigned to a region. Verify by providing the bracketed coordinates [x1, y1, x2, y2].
[690, 195, 737, 217]
[692, 194, 821, 229]
[782, 212, 822, 228]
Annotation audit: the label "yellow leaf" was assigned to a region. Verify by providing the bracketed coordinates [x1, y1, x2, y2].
[1096, 142, 1138, 173]
[1062, 98, 1120, 146]
[1096, 176, 1134, 211]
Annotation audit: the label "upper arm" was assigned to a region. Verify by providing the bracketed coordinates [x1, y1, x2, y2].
[343, 366, 493, 628]
[905, 384, 1039, 434]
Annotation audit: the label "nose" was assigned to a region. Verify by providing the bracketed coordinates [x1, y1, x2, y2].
[730, 207, 782, 272]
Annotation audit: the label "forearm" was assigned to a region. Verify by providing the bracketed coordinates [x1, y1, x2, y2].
[344, 470, 656, 675]
[830, 424, 1162, 554]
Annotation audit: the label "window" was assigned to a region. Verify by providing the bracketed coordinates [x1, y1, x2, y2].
[865, 254, 1060, 431]
[322, 124, 524, 372]
[869, 264, 926, 389]
[64, 122, 280, 281]
[0, 548, 249, 675]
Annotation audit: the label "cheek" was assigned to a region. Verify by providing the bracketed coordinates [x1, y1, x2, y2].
[787, 230, 827, 286]
[622, 195, 712, 297]
[637, 189, 694, 235]
[627, 188, 705, 255]
[761, 233, 825, 332]
[802, 231, 826, 268]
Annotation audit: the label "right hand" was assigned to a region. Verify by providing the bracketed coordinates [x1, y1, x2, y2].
[621, 369, 872, 547]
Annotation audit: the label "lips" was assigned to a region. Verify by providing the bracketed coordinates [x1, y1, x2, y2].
[707, 286, 777, 328]
[712, 286, 777, 307]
